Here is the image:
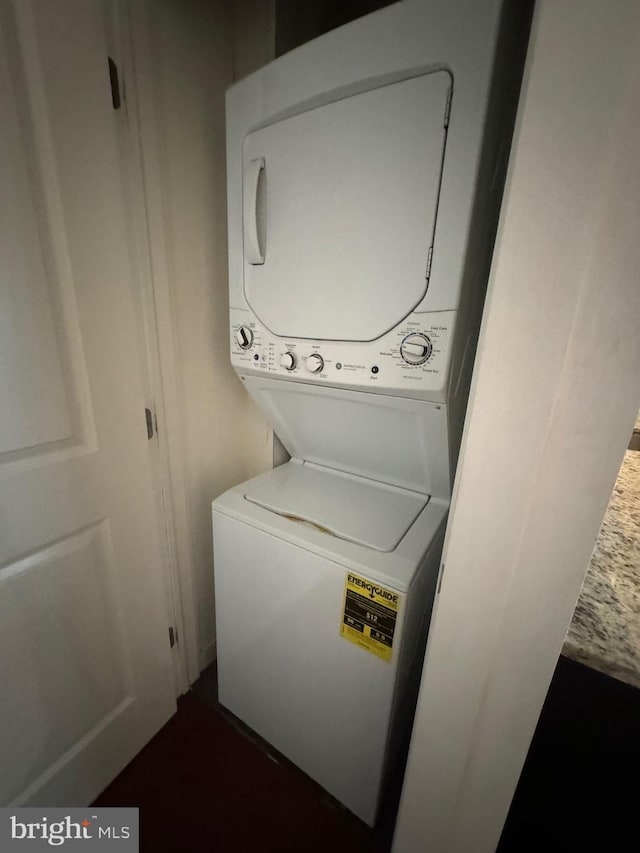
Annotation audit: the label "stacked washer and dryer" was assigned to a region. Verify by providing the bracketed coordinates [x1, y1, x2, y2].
[213, 0, 524, 827]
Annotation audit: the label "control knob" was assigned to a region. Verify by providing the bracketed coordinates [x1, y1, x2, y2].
[235, 326, 253, 349]
[280, 351, 297, 371]
[306, 353, 324, 374]
[400, 333, 432, 365]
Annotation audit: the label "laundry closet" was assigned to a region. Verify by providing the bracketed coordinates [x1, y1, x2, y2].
[213, 0, 527, 825]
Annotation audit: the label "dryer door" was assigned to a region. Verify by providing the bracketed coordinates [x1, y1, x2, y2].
[242, 71, 451, 342]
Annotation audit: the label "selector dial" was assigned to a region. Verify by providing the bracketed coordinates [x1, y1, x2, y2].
[280, 351, 297, 371]
[306, 353, 324, 374]
[235, 326, 254, 350]
[400, 333, 432, 365]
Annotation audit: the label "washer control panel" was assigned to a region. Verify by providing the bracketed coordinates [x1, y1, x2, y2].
[306, 353, 325, 373]
[280, 351, 296, 371]
[235, 325, 254, 349]
[229, 308, 456, 401]
[400, 333, 433, 365]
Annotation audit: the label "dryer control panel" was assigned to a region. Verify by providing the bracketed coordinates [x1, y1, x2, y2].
[229, 308, 456, 402]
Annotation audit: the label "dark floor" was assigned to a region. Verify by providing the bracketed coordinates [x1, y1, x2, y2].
[95, 665, 386, 853]
[95, 655, 640, 852]
[499, 655, 640, 852]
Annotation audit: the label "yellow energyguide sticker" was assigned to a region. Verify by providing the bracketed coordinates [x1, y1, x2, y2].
[340, 572, 399, 662]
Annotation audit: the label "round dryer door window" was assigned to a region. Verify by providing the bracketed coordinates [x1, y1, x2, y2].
[241, 70, 451, 342]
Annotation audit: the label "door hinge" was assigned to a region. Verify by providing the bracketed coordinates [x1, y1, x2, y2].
[425, 245, 434, 281]
[169, 626, 178, 648]
[107, 56, 122, 110]
[145, 407, 154, 440]
[444, 88, 452, 128]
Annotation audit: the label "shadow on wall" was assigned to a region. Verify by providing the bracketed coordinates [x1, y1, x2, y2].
[275, 0, 395, 56]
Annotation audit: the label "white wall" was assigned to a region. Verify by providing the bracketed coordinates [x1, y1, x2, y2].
[393, 1, 640, 851]
[141, 0, 273, 672]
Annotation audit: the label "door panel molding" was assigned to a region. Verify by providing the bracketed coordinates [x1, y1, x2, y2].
[0, 2, 97, 469]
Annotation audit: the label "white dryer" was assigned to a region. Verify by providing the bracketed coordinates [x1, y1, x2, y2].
[214, 0, 526, 827]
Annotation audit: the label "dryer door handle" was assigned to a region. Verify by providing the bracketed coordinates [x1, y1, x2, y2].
[244, 157, 265, 265]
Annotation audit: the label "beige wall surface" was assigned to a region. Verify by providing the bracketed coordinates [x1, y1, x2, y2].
[148, 0, 273, 669]
[231, 0, 276, 80]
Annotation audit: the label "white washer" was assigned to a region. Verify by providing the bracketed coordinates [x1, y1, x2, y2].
[214, 381, 450, 825]
[213, 461, 447, 826]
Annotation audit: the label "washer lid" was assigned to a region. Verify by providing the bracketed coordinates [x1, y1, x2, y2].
[244, 462, 428, 553]
[242, 71, 450, 341]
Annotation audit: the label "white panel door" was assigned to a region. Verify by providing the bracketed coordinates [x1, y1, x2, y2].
[242, 71, 451, 342]
[0, 0, 175, 806]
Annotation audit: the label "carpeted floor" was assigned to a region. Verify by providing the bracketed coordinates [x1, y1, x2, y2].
[95, 656, 639, 852]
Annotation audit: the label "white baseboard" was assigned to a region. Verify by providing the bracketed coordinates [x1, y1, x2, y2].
[198, 638, 217, 675]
